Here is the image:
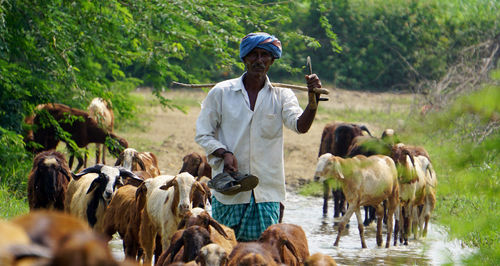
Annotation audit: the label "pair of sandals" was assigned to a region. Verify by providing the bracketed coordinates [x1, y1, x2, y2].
[208, 171, 259, 195]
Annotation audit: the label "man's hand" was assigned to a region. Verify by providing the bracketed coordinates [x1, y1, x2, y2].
[213, 148, 238, 173]
[305, 74, 322, 109]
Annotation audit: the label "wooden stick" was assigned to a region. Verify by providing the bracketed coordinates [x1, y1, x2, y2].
[172, 81, 330, 95]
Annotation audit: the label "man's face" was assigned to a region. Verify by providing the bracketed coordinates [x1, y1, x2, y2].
[243, 48, 275, 75]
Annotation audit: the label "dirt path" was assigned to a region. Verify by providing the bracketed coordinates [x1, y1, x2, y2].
[119, 87, 416, 190]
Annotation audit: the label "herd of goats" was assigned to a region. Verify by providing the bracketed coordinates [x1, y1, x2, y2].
[0, 97, 437, 266]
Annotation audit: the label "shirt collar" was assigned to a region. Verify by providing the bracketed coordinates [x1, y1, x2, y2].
[233, 72, 272, 92]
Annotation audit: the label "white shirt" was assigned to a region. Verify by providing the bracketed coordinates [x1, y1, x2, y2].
[195, 74, 304, 204]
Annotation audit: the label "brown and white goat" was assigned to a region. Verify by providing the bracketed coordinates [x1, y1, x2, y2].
[179, 152, 212, 179]
[315, 153, 399, 248]
[64, 165, 142, 228]
[258, 223, 309, 266]
[28, 150, 71, 210]
[115, 148, 161, 178]
[139, 172, 205, 265]
[88, 97, 114, 165]
[24, 103, 128, 172]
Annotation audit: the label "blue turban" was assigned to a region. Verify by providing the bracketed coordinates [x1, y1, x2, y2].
[239, 32, 282, 61]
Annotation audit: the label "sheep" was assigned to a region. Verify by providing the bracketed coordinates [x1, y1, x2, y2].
[64, 164, 142, 228]
[158, 225, 212, 264]
[177, 208, 237, 256]
[314, 153, 399, 248]
[197, 243, 228, 266]
[28, 150, 71, 211]
[317, 122, 372, 219]
[115, 148, 161, 178]
[179, 152, 212, 179]
[139, 172, 205, 265]
[258, 223, 308, 266]
[25, 103, 128, 172]
[303, 253, 337, 266]
[88, 97, 114, 165]
[227, 242, 280, 266]
[98, 184, 144, 260]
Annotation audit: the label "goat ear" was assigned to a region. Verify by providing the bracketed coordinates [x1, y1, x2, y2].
[114, 153, 123, 166]
[136, 157, 146, 171]
[160, 178, 176, 191]
[87, 177, 103, 194]
[280, 237, 300, 264]
[169, 237, 185, 263]
[209, 217, 229, 239]
[60, 167, 71, 182]
[73, 164, 104, 179]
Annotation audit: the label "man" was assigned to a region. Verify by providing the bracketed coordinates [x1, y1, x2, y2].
[195, 32, 322, 241]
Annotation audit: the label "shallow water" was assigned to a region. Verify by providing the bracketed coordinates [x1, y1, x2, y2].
[110, 192, 476, 265]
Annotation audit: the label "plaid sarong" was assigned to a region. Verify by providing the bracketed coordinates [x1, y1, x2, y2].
[211, 194, 280, 241]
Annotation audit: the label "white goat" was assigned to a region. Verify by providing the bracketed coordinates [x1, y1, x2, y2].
[87, 97, 114, 165]
[139, 172, 204, 265]
[315, 153, 399, 248]
[64, 164, 141, 228]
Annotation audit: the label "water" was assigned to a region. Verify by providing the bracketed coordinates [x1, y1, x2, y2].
[110, 193, 476, 265]
[282, 193, 476, 265]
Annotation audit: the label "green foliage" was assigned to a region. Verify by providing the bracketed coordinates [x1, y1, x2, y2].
[0, 127, 31, 198]
[0, 185, 28, 219]
[406, 76, 500, 262]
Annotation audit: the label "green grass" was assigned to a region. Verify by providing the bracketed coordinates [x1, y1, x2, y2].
[0, 186, 28, 219]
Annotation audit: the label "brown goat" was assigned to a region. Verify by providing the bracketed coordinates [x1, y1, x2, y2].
[228, 242, 280, 266]
[179, 152, 212, 179]
[98, 184, 144, 261]
[158, 226, 212, 265]
[304, 253, 337, 266]
[115, 148, 161, 178]
[28, 150, 71, 211]
[24, 103, 128, 172]
[317, 122, 372, 219]
[258, 223, 308, 266]
[88, 97, 114, 165]
[177, 208, 236, 256]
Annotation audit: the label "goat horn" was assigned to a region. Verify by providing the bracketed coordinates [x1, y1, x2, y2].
[72, 164, 104, 180]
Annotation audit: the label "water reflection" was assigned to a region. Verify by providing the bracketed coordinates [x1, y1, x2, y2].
[110, 192, 476, 265]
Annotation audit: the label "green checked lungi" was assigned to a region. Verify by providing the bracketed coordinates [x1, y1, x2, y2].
[211, 194, 280, 241]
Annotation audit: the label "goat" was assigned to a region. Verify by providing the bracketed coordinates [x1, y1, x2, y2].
[28, 150, 71, 210]
[179, 152, 212, 179]
[64, 164, 141, 228]
[98, 184, 144, 260]
[0, 219, 51, 266]
[315, 153, 399, 248]
[304, 253, 337, 266]
[25, 103, 128, 172]
[139, 172, 205, 265]
[227, 242, 280, 266]
[88, 97, 114, 165]
[317, 122, 371, 219]
[158, 226, 212, 264]
[258, 223, 308, 266]
[115, 148, 161, 178]
[417, 156, 437, 238]
[198, 243, 228, 266]
[177, 208, 236, 256]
